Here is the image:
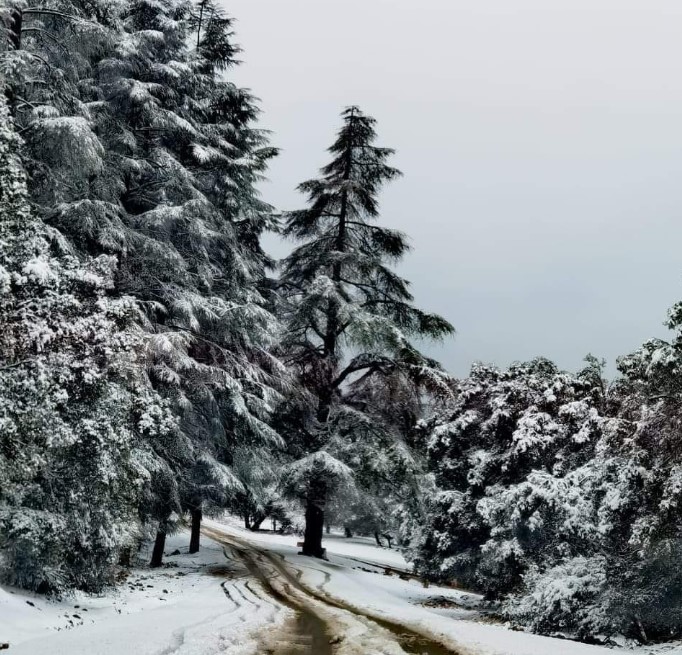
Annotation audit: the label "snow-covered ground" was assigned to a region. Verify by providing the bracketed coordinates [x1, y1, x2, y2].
[0, 531, 289, 655]
[4, 517, 682, 655]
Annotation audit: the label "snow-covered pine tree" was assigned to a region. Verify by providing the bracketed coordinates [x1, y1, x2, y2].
[0, 89, 175, 593]
[279, 106, 453, 557]
[105, 0, 284, 559]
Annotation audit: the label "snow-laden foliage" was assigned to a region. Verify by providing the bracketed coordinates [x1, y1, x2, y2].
[10, 0, 682, 642]
[0, 94, 176, 593]
[504, 556, 608, 637]
[416, 345, 682, 641]
[414, 358, 608, 593]
[281, 451, 354, 498]
[1, 0, 285, 563]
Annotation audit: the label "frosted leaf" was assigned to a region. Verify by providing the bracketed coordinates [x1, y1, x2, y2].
[22, 257, 58, 286]
[29, 117, 104, 177]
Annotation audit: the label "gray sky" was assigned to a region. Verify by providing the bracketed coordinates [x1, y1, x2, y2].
[225, 0, 682, 378]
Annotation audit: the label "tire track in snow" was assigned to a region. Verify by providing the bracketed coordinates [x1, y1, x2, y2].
[204, 526, 468, 655]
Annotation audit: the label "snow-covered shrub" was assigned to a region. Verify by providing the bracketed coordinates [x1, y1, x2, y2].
[416, 343, 682, 640]
[603, 539, 682, 640]
[505, 557, 608, 637]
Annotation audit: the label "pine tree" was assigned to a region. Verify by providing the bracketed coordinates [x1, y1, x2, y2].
[279, 106, 453, 557]
[105, 0, 283, 558]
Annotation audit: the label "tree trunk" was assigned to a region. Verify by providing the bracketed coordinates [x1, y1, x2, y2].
[8, 7, 22, 50]
[189, 507, 202, 554]
[635, 617, 648, 644]
[325, 522, 331, 535]
[384, 534, 393, 549]
[244, 512, 251, 530]
[119, 547, 132, 567]
[150, 526, 167, 568]
[4, 7, 22, 110]
[302, 500, 325, 557]
[196, 0, 205, 46]
[250, 515, 265, 531]
[302, 476, 327, 557]
[374, 531, 383, 547]
[344, 526, 353, 538]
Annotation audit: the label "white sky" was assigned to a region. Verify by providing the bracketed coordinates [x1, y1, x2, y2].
[224, 0, 682, 377]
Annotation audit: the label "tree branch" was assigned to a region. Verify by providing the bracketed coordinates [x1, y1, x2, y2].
[0, 359, 34, 372]
[21, 27, 70, 55]
[332, 359, 394, 389]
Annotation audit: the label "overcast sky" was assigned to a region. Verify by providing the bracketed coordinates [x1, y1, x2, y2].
[225, 0, 682, 378]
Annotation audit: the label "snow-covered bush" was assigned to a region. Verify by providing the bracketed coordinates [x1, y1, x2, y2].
[415, 344, 682, 640]
[414, 357, 608, 595]
[505, 557, 608, 637]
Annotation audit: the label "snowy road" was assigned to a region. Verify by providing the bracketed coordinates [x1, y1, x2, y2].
[204, 525, 457, 655]
[205, 519, 615, 655]
[207, 522, 613, 655]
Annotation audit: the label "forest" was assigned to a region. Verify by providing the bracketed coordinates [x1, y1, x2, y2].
[2, 0, 682, 651]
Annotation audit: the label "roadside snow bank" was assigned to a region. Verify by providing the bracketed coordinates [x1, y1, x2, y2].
[0, 531, 288, 655]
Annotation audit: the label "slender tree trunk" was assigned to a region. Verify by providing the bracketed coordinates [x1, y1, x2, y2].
[189, 507, 202, 554]
[302, 501, 325, 557]
[150, 526, 167, 568]
[196, 0, 205, 47]
[325, 522, 331, 535]
[8, 6, 22, 50]
[250, 515, 265, 531]
[384, 534, 393, 549]
[302, 477, 327, 557]
[4, 7, 22, 110]
[119, 547, 132, 567]
[374, 531, 383, 547]
[635, 617, 648, 644]
[244, 512, 251, 530]
[344, 526, 353, 538]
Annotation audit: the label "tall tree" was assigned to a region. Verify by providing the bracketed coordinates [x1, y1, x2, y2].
[279, 106, 453, 557]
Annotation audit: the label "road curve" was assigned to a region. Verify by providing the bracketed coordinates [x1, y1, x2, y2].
[202, 526, 466, 655]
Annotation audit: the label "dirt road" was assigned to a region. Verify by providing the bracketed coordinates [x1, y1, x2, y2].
[203, 526, 464, 655]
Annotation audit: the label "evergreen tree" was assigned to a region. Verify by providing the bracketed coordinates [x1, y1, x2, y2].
[416, 345, 682, 641]
[279, 106, 453, 557]
[415, 358, 609, 597]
